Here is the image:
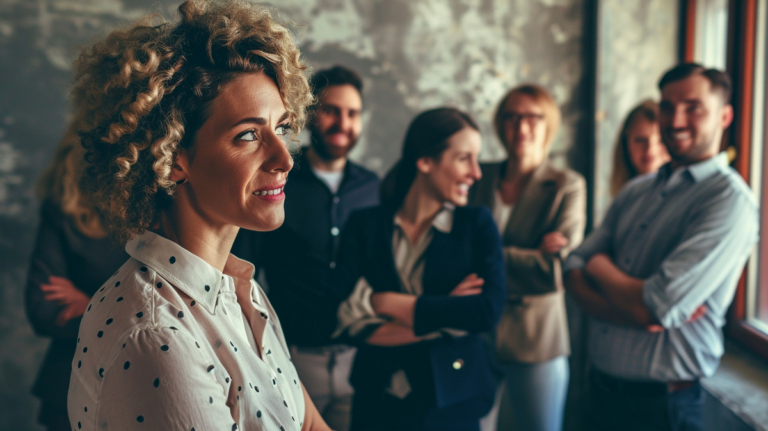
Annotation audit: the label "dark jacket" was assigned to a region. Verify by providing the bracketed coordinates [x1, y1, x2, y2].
[25, 201, 128, 418]
[233, 148, 380, 347]
[334, 204, 506, 426]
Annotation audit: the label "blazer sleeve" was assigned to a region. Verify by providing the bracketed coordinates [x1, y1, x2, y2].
[503, 173, 587, 282]
[330, 210, 386, 343]
[412, 207, 506, 335]
[24, 202, 83, 339]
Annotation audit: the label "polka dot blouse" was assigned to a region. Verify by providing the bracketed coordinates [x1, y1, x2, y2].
[68, 231, 305, 431]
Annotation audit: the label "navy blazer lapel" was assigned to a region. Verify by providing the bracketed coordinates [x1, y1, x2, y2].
[422, 214, 466, 295]
[374, 207, 402, 293]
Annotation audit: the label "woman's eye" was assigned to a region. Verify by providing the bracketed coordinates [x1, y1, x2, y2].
[276, 124, 292, 136]
[236, 130, 257, 141]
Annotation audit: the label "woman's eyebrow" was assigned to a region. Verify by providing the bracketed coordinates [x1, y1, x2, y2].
[231, 111, 290, 128]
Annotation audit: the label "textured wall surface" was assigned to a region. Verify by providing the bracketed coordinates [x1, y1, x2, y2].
[0, 1, 587, 429]
[593, 0, 679, 222]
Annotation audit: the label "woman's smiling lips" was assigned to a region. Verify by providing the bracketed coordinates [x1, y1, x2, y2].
[253, 183, 286, 202]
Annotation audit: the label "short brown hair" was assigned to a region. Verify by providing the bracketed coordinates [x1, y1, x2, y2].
[658, 63, 732, 103]
[75, 0, 313, 243]
[493, 84, 561, 151]
[311, 65, 363, 99]
[610, 99, 659, 197]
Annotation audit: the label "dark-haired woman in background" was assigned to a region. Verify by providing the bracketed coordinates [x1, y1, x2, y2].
[609, 99, 669, 197]
[333, 107, 506, 431]
[470, 84, 586, 431]
[25, 124, 128, 431]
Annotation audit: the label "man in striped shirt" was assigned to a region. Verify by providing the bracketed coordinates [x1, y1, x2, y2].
[564, 63, 759, 431]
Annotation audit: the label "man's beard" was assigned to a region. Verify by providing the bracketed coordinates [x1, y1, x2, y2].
[308, 125, 359, 161]
[664, 127, 718, 164]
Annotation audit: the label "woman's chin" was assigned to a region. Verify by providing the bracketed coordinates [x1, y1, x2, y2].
[241, 211, 285, 232]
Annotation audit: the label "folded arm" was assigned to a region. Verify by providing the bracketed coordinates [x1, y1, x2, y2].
[25, 204, 84, 339]
[585, 254, 658, 326]
[411, 208, 507, 335]
[642, 192, 758, 328]
[504, 176, 587, 279]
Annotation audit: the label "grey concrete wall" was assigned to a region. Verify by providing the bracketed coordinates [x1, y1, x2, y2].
[0, 1, 588, 429]
[593, 0, 679, 223]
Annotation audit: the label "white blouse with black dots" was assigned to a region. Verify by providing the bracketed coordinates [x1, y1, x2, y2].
[67, 231, 306, 431]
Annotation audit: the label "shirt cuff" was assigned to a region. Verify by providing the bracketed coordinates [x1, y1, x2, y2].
[642, 276, 681, 328]
[562, 254, 586, 273]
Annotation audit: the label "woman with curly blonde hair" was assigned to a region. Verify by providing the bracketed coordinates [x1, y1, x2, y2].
[67, 1, 328, 430]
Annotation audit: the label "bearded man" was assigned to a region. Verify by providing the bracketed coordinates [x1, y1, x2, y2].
[234, 65, 379, 431]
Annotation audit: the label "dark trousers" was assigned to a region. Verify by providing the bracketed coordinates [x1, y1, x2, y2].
[351, 390, 482, 431]
[587, 369, 704, 431]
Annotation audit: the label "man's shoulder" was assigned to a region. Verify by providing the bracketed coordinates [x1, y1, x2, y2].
[716, 167, 757, 206]
[346, 159, 380, 185]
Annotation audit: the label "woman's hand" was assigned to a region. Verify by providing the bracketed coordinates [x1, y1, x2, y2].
[539, 231, 569, 254]
[41, 276, 90, 326]
[449, 273, 485, 296]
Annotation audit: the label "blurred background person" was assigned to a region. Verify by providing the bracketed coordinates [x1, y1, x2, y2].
[470, 84, 586, 431]
[25, 124, 128, 431]
[234, 65, 379, 431]
[334, 107, 506, 431]
[609, 99, 670, 197]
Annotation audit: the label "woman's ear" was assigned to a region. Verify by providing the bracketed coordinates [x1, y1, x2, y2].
[170, 150, 190, 184]
[416, 156, 434, 175]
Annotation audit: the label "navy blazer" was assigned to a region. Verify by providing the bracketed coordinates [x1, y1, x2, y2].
[333, 204, 506, 417]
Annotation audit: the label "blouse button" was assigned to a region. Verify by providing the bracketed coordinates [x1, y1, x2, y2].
[452, 359, 464, 370]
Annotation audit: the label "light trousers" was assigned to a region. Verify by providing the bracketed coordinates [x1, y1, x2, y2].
[482, 355, 570, 431]
[291, 345, 356, 431]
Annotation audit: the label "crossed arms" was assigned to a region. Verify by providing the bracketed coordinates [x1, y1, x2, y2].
[564, 188, 757, 330]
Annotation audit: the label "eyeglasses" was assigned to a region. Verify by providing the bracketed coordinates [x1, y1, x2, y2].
[501, 112, 545, 127]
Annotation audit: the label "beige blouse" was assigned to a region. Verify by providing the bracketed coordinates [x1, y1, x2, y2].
[67, 231, 305, 431]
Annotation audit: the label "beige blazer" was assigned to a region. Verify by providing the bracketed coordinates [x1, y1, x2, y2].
[470, 160, 587, 363]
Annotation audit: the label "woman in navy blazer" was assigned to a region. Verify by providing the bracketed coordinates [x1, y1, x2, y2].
[332, 108, 506, 431]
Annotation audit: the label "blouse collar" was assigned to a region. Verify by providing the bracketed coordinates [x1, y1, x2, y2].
[394, 202, 455, 234]
[125, 231, 256, 314]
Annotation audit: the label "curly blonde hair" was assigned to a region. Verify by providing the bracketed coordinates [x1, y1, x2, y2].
[73, 0, 313, 243]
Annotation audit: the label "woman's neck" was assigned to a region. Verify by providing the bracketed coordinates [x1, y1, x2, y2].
[397, 178, 443, 242]
[503, 153, 542, 182]
[159, 199, 238, 273]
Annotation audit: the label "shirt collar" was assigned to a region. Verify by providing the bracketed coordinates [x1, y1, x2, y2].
[687, 151, 729, 182]
[394, 203, 455, 234]
[125, 231, 256, 314]
[658, 151, 729, 183]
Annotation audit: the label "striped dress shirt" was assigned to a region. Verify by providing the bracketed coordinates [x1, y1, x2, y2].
[564, 152, 759, 382]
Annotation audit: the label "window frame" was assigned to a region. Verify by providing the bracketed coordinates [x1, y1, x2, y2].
[683, 0, 768, 361]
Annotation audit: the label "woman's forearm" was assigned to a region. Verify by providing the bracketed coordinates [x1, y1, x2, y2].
[366, 322, 425, 346]
[370, 292, 417, 327]
[301, 383, 331, 431]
